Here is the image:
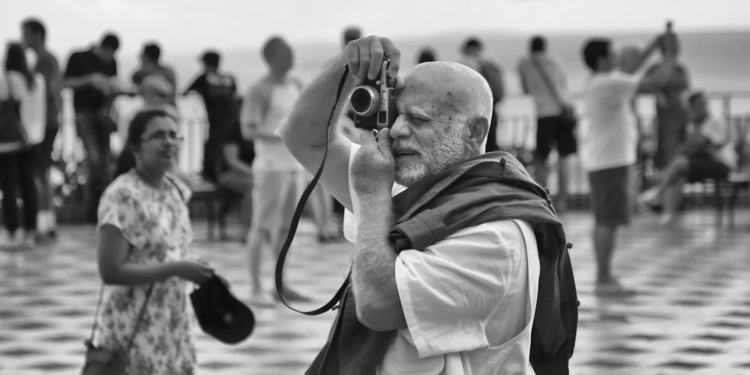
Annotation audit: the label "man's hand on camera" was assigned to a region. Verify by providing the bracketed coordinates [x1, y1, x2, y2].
[351, 128, 395, 198]
[343, 36, 403, 87]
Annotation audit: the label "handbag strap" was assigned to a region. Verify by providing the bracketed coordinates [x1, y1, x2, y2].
[88, 283, 155, 353]
[530, 57, 567, 108]
[274, 66, 351, 316]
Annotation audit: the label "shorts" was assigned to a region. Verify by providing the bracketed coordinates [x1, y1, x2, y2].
[251, 170, 304, 233]
[687, 154, 730, 182]
[534, 115, 578, 161]
[588, 165, 631, 227]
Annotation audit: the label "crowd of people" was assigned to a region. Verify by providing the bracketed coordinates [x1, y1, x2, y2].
[1, 16, 747, 375]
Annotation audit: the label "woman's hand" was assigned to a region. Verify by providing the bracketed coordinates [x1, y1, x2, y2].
[176, 261, 214, 284]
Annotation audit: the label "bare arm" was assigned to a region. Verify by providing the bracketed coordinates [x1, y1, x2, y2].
[221, 144, 254, 175]
[520, 75, 529, 95]
[350, 128, 406, 331]
[637, 58, 676, 93]
[622, 36, 662, 74]
[280, 36, 402, 212]
[353, 190, 406, 331]
[279, 58, 357, 211]
[243, 121, 282, 141]
[97, 225, 212, 285]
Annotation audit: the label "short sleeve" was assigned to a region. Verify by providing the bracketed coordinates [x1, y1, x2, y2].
[97, 184, 146, 248]
[395, 220, 528, 358]
[183, 74, 206, 96]
[601, 73, 639, 103]
[64, 53, 83, 78]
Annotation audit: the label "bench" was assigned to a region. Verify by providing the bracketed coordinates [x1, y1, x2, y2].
[715, 172, 750, 227]
[189, 182, 238, 240]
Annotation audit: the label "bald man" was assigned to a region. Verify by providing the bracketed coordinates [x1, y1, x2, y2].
[281, 36, 575, 374]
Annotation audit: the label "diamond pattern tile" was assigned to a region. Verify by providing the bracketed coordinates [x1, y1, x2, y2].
[1, 208, 750, 374]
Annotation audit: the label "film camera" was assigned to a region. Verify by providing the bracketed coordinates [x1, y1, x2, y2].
[350, 59, 397, 130]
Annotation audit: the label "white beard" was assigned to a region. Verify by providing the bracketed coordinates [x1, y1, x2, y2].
[394, 124, 468, 187]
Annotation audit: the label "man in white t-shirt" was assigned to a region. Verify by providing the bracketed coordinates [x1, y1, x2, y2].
[639, 91, 737, 224]
[518, 36, 575, 210]
[280, 36, 576, 375]
[580, 33, 678, 297]
[240, 36, 308, 306]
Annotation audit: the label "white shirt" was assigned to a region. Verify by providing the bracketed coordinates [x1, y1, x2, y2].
[344, 145, 540, 375]
[517, 54, 569, 118]
[694, 116, 737, 169]
[0, 72, 47, 145]
[241, 78, 304, 172]
[579, 71, 640, 172]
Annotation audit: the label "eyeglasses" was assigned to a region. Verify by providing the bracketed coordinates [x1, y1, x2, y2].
[141, 130, 185, 143]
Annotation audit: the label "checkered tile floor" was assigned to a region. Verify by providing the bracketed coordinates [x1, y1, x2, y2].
[1, 209, 750, 375]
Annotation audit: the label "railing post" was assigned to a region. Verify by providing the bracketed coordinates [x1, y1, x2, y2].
[722, 94, 732, 125]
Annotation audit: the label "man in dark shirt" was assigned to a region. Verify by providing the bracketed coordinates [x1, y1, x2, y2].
[460, 37, 505, 152]
[22, 18, 62, 238]
[217, 118, 255, 239]
[183, 50, 239, 182]
[64, 33, 122, 223]
[132, 43, 177, 106]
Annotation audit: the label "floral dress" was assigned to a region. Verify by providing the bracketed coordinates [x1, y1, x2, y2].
[93, 171, 195, 375]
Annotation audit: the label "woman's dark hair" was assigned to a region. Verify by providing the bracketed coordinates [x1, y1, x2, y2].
[4, 43, 35, 89]
[114, 109, 177, 178]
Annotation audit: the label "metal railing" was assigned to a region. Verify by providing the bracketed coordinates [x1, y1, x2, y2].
[50, 90, 750, 213]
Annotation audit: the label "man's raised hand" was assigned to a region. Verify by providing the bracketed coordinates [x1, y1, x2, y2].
[343, 36, 402, 87]
[350, 129, 395, 198]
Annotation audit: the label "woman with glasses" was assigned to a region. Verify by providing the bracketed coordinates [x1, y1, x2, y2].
[93, 109, 212, 374]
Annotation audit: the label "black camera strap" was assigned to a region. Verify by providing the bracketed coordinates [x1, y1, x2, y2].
[275, 66, 350, 316]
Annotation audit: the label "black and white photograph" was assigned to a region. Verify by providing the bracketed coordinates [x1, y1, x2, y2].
[0, 0, 749, 374]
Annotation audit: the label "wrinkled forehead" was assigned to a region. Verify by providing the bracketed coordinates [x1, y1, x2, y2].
[397, 70, 465, 117]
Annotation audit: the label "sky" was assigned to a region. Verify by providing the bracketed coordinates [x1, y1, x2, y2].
[0, 0, 748, 57]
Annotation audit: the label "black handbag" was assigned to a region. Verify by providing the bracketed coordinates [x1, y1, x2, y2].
[531, 58, 578, 129]
[81, 284, 154, 375]
[0, 76, 29, 152]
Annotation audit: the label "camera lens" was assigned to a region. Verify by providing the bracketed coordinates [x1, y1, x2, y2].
[350, 86, 380, 116]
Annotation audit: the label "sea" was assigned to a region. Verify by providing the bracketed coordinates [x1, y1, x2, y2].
[54, 29, 750, 187]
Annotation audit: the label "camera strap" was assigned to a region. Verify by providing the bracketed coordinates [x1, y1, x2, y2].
[275, 66, 350, 316]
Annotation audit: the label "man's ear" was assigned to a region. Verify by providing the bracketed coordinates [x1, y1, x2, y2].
[465, 117, 489, 153]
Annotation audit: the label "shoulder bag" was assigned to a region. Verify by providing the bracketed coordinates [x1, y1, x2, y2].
[81, 284, 154, 375]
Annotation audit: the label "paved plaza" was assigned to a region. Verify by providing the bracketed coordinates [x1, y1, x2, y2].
[1, 209, 750, 375]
